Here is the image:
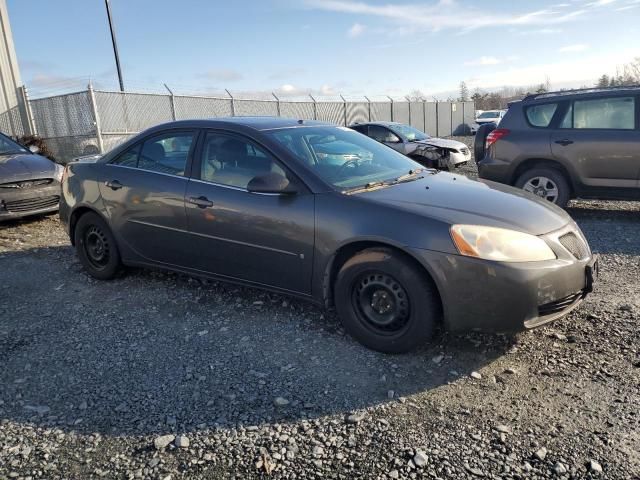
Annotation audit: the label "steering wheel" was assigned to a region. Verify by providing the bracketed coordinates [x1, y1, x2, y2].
[335, 159, 360, 179]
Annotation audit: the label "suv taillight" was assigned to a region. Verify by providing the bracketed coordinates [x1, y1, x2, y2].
[485, 128, 510, 148]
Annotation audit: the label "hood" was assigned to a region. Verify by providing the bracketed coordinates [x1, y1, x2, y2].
[411, 137, 467, 151]
[0, 153, 57, 183]
[359, 172, 570, 236]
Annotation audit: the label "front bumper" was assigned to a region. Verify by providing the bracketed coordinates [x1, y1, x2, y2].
[449, 150, 471, 169]
[409, 225, 596, 333]
[0, 182, 61, 221]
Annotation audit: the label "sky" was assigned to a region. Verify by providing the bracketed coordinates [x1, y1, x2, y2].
[6, 0, 640, 99]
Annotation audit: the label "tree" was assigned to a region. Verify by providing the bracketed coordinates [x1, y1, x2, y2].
[596, 75, 610, 88]
[459, 81, 469, 102]
[406, 89, 427, 101]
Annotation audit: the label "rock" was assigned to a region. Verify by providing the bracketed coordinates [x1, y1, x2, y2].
[432, 354, 444, 364]
[504, 368, 518, 374]
[534, 447, 547, 461]
[273, 397, 289, 407]
[495, 424, 511, 434]
[589, 460, 603, 473]
[553, 332, 567, 341]
[154, 434, 175, 450]
[389, 470, 399, 479]
[175, 435, 189, 448]
[413, 450, 428, 467]
[312, 446, 324, 457]
[553, 462, 567, 475]
[23, 405, 50, 415]
[165, 415, 176, 425]
[346, 412, 366, 424]
[387, 390, 395, 399]
[470, 371, 482, 380]
[78, 401, 88, 410]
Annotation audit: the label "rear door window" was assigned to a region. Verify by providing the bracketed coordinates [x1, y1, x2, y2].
[526, 103, 558, 127]
[562, 96, 635, 130]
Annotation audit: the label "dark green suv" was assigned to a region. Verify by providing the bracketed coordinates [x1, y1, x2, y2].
[477, 86, 640, 207]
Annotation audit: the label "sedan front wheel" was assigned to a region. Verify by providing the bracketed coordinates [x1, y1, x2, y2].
[334, 248, 440, 353]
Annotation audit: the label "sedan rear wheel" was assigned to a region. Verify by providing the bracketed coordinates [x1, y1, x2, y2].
[74, 212, 122, 280]
[334, 248, 440, 353]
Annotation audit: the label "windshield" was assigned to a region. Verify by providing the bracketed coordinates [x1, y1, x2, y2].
[267, 126, 425, 190]
[478, 111, 500, 118]
[388, 124, 429, 141]
[0, 133, 27, 155]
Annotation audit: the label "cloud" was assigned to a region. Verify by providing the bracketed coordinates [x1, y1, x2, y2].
[304, 0, 590, 33]
[465, 56, 502, 66]
[464, 55, 519, 66]
[347, 22, 366, 37]
[200, 69, 243, 82]
[559, 44, 589, 53]
[267, 67, 306, 80]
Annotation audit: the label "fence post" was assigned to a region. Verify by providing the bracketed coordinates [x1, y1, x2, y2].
[387, 96, 394, 122]
[340, 94, 348, 126]
[435, 102, 439, 137]
[309, 94, 317, 120]
[226, 89, 235, 116]
[272, 92, 280, 117]
[164, 83, 176, 121]
[364, 96, 371, 121]
[87, 83, 105, 154]
[17, 85, 36, 136]
[405, 96, 411, 126]
[423, 98, 427, 134]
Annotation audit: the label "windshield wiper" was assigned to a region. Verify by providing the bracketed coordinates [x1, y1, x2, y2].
[394, 168, 428, 183]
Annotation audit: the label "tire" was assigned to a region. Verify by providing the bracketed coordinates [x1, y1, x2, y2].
[473, 123, 496, 163]
[515, 167, 571, 208]
[74, 212, 122, 280]
[334, 248, 440, 354]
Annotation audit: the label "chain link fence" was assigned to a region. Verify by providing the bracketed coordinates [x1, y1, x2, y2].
[0, 86, 475, 162]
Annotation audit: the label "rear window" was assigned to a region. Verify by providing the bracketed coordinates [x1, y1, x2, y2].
[571, 96, 635, 130]
[525, 103, 558, 127]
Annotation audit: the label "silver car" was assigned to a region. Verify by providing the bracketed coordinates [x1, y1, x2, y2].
[350, 122, 471, 169]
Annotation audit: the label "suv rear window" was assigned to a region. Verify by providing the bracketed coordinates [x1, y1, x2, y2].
[525, 103, 558, 127]
[570, 96, 635, 130]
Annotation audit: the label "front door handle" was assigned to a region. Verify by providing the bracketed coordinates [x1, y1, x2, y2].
[554, 139, 574, 146]
[105, 180, 123, 190]
[187, 196, 214, 208]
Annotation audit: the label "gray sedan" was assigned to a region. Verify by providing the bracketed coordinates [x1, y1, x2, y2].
[0, 132, 63, 221]
[60, 118, 597, 353]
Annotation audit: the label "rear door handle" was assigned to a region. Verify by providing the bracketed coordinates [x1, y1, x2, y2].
[105, 180, 123, 190]
[554, 139, 574, 146]
[187, 196, 214, 208]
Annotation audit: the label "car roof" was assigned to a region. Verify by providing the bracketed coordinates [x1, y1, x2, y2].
[522, 85, 640, 104]
[145, 116, 333, 132]
[349, 121, 406, 127]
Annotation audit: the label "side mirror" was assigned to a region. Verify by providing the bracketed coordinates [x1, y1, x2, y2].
[247, 172, 297, 195]
[28, 145, 40, 154]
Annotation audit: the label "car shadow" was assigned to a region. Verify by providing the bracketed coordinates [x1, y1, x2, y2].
[0, 245, 515, 438]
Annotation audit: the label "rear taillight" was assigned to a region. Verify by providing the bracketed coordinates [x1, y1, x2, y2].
[485, 128, 510, 149]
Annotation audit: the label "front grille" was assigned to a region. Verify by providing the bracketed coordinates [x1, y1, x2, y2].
[558, 232, 588, 259]
[538, 292, 582, 317]
[4, 195, 59, 213]
[0, 178, 53, 189]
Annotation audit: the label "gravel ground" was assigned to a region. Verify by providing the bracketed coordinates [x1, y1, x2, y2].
[1, 139, 639, 480]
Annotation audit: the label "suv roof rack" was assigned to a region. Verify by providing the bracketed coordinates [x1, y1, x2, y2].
[523, 85, 640, 102]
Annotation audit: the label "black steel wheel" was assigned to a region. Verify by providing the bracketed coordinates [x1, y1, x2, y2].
[334, 248, 441, 353]
[74, 212, 122, 280]
[352, 271, 411, 336]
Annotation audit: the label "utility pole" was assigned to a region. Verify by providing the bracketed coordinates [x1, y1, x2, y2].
[105, 0, 124, 92]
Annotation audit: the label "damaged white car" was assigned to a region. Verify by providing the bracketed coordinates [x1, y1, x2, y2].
[349, 122, 470, 169]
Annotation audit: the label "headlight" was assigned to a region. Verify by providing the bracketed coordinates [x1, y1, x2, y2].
[53, 163, 64, 182]
[450, 225, 556, 262]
